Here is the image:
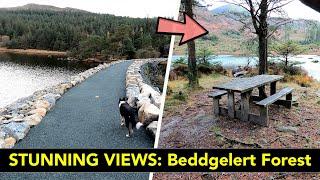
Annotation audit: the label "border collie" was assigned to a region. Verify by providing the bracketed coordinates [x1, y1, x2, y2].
[118, 97, 143, 137]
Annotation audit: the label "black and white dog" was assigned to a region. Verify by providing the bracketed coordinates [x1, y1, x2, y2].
[118, 97, 143, 137]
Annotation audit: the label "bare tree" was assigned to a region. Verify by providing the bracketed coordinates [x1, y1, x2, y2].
[222, 0, 292, 73]
[220, 0, 292, 97]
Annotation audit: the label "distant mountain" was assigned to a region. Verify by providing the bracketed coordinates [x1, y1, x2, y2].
[0, 3, 88, 13]
[174, 6, 320, 55]
[211, 4, 249, 16]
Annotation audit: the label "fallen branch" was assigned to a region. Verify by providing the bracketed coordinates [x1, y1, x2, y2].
[214, 132, 263, 148]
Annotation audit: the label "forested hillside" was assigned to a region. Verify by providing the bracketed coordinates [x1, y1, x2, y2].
[0, 4, 170, 60]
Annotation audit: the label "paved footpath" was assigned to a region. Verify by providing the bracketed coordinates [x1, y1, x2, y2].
[0, 61, 153, 179]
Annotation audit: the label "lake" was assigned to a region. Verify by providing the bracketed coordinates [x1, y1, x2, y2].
[0, 54, 91, 108]
[172, 55, 320, 81]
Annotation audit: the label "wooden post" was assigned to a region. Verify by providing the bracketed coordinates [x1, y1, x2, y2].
[259, 106, 269, 126]
[213, 98, 220, 118]
[259, 85, 267, 98]
[270, 82, 277, 95]
[240, 91, 251, 121]
[227, 91, 235, 119]
[286, 93, 293, 108]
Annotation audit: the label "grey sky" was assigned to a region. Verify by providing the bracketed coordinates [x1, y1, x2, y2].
[208, 0, 320, 21]
[0, 0, 181, 18]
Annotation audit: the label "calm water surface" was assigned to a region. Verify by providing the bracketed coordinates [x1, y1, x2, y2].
[172, 55, 320, 81]
[0, 54, 91, 108]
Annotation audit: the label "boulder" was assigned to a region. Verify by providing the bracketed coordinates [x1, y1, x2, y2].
[146, 121, 158, 138]
[3, 115, 13, 119]
[24, 114, 43, 126]
[276, 126, 298, 133]
[140, 83, 158, 97]
[138, 102, 160, 126]
[4, 137, 16, 149]
[28, 108, 47, 117]
[126, 86, 140, 107]
[150, 94, 162, 108]
[2, 122, 30, 141]
[35, 100, 50, 110]
[0, 138, 5, 148]
[137, 94, 151, 109]
[2, 117, 24, 124]
[42, 93, 60, 108]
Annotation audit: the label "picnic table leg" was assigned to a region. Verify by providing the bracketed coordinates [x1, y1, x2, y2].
[286, 93, 293, 108]
[212, 98, 220, 118]
[227, 91, 235, 119]
[240, 91, 251, 121]
[259, 86, 267, 98]
[270, 82, 277, 95]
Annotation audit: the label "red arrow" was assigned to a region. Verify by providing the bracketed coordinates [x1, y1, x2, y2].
[157, 12, 208, 46]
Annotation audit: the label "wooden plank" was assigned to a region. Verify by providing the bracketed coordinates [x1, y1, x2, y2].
[219, 107, 268, 126]
[259, 106, 269, 126]
[285, 93, 293, 108]
[213, 99, 220, 118]
[256, 87, 294, 107]
[213, 75, 284, 93]
[208, 90, 227, 98]
[227, 91, 235, 119]
[240, 91, 251, 121]
[270, 81, 277, 95]
[251, 95, 294, 107]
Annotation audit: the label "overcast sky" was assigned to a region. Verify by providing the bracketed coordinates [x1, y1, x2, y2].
[0, 0, 181, 18]
[207, 0, 320, 21]
[1, 0, 319, 21]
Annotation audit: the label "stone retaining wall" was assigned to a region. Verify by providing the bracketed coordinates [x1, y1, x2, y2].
[126, 58, 166, 138]
[0, 60, 126, 148]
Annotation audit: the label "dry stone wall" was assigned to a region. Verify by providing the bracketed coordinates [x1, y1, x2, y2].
[126, 58, 166, 138]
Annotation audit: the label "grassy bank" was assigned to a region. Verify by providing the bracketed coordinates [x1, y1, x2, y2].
[0, 48, 67, 57]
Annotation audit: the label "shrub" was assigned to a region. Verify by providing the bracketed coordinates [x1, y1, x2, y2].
[173, 64, 188, 77]
[283, 66, 303, 76]
[172, 91, 187, 101]
[294, 75, 313, 87]
[173, 57, 187, 65]
[198, 63, 214, 74]
[135, 47, 160, 58]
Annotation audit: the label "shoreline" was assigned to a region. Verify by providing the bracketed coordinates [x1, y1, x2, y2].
[0, 48, 67, 57]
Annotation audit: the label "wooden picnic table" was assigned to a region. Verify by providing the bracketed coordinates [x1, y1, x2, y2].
[212, 75, 284, 122]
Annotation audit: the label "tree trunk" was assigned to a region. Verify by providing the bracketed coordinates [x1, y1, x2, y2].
[185, 0, 199, 88]
[258, 0, 268, 98]
[258, 35, 268, 75]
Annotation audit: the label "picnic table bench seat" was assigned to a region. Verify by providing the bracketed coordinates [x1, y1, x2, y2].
[208, 90, 227, 118]
[208, 90, 228, 98]
[256, 87, 294, 107]
[256, 87, 294, 126]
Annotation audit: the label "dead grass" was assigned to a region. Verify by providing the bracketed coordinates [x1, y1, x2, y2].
[157, 73, 320, 179]
[0, 47, 67, 57]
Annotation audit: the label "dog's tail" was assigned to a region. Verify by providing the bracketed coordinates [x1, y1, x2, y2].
[136, 122, 143, 130]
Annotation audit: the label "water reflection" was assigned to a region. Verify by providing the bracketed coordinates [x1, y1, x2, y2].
[0, 54, 91, 108]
